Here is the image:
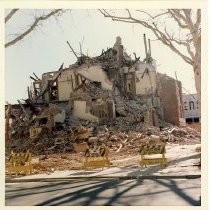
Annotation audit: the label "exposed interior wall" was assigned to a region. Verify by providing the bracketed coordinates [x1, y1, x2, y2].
[41, 64, 114, 102]
[57, 69, 80, 101]
[157, 73, 184, 126]
[124, 72, 136, 94]
[41, 71, 58, 102]
[136, 71, 157, 95]
[76, 64, 113, 90]
[69, 81, 115, 122]
[72, 100, 99, 122]
[90, 99, 115, 119]
[135, 63, 157, 95]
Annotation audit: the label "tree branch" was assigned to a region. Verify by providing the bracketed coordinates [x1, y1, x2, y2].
[136, 10, 169, 20]
[99, 9, 131, 20]
[5, 9, 19, 23]
[99, 9, 193, 65]
[164, 29, 195, 59]
[5, 9, 64, 48]
[173, 9, 187, 22]
[168, 9, 188, 29]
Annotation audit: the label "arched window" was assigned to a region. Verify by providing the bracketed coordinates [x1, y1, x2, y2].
[189, 101, 195, 110]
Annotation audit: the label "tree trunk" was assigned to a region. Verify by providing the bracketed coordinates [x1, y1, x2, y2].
[193, 64, 201, 120]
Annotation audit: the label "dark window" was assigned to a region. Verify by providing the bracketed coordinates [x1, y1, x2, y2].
[194, 117, 199, 123]
[184, 101, 188, 110]
[49, 80, 58, 101]
[189, 101, 195, 110]
[186, 118, 193, 123]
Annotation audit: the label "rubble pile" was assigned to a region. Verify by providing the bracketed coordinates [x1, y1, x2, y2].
[110, 96, 155, 131]
[6, 95, 200, 157]
[165, 126, 201, 144]
[8, 122, 201, 156]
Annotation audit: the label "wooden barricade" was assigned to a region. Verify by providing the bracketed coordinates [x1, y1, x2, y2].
[139, 142, 167, 168]
[7, 150, 33, 176]
[83, 146, 111, 170]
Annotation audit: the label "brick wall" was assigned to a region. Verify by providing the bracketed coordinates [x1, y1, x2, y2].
[157, 73, 184, 126]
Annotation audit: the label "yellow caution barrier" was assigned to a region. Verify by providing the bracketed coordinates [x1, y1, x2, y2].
[139, 143, 167, 167]
[83, 146, 111, 170]
[7, 150, 33, 176]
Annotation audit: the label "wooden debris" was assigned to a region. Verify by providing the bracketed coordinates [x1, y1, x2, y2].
[115, 143, 123, 153]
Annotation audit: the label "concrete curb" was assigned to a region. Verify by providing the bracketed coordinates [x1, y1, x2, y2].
[6, 174, 201, 183]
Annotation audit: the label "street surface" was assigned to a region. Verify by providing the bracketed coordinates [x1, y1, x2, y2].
[5, 178, 201, 206]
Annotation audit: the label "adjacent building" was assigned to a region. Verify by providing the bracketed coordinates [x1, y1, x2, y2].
[183, 94, 200, 123]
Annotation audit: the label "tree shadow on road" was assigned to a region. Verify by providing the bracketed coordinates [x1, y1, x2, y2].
[154, 179, 201, 206]
[6, 180, 97, 200]
[6, 177, 200, 206]
[34, 180, 136, 205]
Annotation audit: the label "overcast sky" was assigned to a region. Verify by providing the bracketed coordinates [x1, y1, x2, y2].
[5, 9, 196, 103]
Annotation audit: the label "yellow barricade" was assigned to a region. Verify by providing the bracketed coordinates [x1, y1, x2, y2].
[139, 143, 167, 167]
[83, 146, 111, 170]
[7, 150, 33, 176]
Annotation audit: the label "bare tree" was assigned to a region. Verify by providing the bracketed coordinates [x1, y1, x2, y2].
[5, 9, 67, 48]
[99, 9, 201, 108]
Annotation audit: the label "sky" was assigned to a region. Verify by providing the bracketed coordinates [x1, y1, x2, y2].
[5, 9, 196, 104]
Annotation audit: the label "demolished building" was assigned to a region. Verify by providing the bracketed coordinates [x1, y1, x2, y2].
[25, 36, 184, 127]
[5, 36, 186, 147]
[5, 36, 203, 178]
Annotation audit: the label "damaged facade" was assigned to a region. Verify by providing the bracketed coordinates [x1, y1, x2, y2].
[69, 81, 115, 122]
[27, 36, 184, 127]
[6, 36, 186, 145]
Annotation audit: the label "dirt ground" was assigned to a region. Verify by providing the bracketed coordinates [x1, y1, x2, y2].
[30, 141, 201, 175]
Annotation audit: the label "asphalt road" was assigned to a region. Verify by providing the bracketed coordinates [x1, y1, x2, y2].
[5, 178, 201, 206]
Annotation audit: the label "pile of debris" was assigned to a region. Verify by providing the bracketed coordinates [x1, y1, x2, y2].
[5, 36, 202, 175]
[7, 121, 201, 157]
[5, 95, 200, 158]
[163, 126, 201, 144]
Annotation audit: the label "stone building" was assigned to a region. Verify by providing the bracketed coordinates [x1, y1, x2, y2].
[182, 94, 200, 123]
